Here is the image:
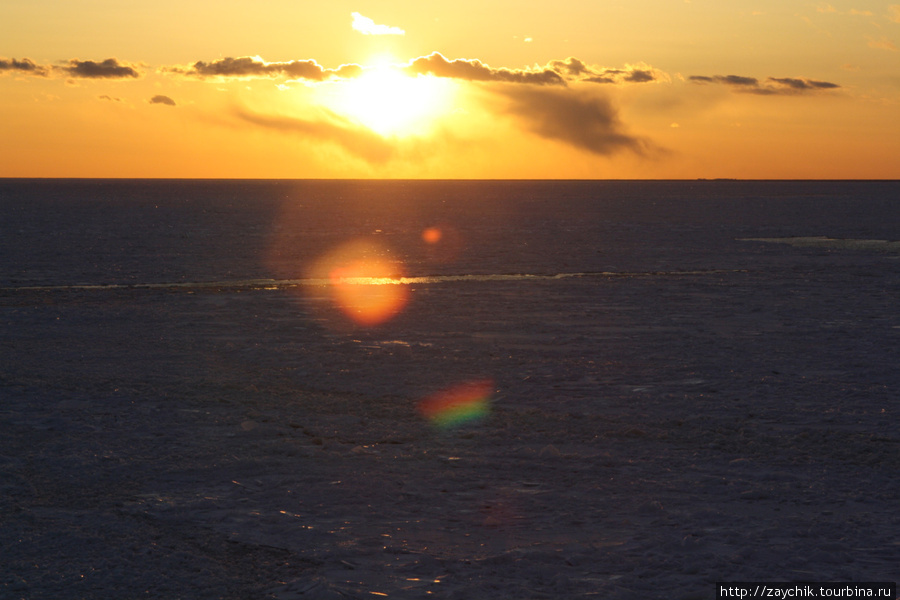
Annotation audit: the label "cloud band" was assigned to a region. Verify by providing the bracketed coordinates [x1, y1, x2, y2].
[690, 74, 840, 94]
[164, 56, 363, 81]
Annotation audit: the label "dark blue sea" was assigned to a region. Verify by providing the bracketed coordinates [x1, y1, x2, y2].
[1, 180, 898, 599]
[2, 179, 899, 287]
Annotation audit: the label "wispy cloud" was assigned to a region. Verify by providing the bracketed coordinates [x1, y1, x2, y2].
[689, 74, 759, 87]
[867, 37, 898, 51]
[0, 57, 49, 77]
[494, 86, 660, 157]
[768, 77, 841, 90]
[61, 58, 140, 79]
[351, 12, 405, 35]
[817, 4, 873, 16]
[890, 5, 900, 23]
[234, 108, 397, 164]
[690, 74, 841, 95]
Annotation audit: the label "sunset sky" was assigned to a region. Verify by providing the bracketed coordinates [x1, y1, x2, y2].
[2, 1, 899, 179]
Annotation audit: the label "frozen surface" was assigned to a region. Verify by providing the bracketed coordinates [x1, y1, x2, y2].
[1, 180, 899, 598]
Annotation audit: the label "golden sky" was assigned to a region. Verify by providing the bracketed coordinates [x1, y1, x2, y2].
[2, 0, 899, 178]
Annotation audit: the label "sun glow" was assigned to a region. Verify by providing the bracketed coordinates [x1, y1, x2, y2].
[333, 63, 453, 136]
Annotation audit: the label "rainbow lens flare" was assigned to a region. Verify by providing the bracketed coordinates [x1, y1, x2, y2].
[418, 380, 493, 428]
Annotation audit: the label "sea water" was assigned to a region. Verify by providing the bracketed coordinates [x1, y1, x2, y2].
[2, 179, 899, 597]
[1, 179, 898, 407]
[0, 179, 897, 288]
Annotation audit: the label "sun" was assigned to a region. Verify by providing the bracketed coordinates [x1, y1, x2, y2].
[331, 60, 454, 136]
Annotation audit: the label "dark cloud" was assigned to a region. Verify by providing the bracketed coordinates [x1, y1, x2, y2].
[583, 75, 618, 84]
[724, 75, 761, 86]
[98, 95, 122, 102]
[62, 58, 140, 79]
[163, 53, 665, 88]
[690, 74, 759, 87]
[768, 77, 840, 90]
[3, 56, 141, 79]
[625, 69, 655, 83]
[0, 57, 49, 77]
[547, 58, 663, 85]
[149, 95, 176, 106]
[165, 56, 361, 81]
[404, 52, 566, 86]
[402, 54, 665, 86]
[690, 74, 840, 95]
[495, 86, 659, 157]
[234, 108, 396, 164]
[548, 57, 593, 77]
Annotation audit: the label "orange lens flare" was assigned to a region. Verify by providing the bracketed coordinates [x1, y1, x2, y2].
[421, 224, 462, 264]
[422, 227, 443, 244]
[310, 239, 409, 327]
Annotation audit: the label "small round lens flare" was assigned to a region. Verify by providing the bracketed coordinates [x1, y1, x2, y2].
[310, 239, 409, 327]
[422, 227, 443, 244]
[421, 224, 462, 264]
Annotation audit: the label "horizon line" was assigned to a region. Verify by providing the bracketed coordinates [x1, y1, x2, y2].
[2, 177, 899, 183]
